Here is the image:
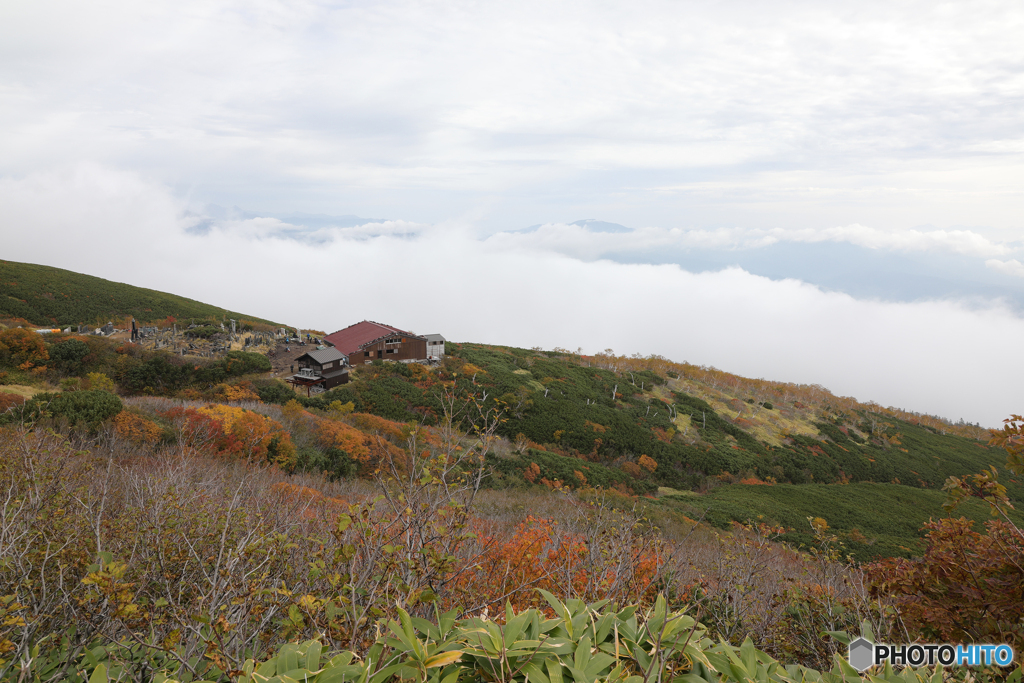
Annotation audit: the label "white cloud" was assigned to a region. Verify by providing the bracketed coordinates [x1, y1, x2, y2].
[2, 0, 1024, 230]
[986, 258, 1024, 278]
[1, 167, 1022, 427]
[487, 223, 1016, 260]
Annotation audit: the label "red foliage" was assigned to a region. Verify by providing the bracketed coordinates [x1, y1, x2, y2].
[162, 407, 238, 456]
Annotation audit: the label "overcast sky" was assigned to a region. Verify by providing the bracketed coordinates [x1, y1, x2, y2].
[2, 0, 1024, 425]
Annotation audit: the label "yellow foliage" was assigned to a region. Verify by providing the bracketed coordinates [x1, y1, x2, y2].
[281, 399, 305, 421]
[197, 404, 246, 432]
[85, 373, 116, 392]
[328, 400, 355, 415]
[217, 382, 260, 402]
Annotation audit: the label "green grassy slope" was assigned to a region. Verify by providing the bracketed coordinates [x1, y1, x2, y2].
[654, 483, 1024, 561]
[282, 342, 1018, 559]
[0, 260, 280, 327]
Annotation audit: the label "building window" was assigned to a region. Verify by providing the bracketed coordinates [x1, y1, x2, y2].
[364, 351, 370, 357]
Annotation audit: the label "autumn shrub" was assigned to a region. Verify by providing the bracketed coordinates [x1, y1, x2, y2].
[113, 410, 163, 445]
[115, 354, 192, 394]
[0, 328, 48, 371]
[315, 418, 370, 462]
[210, 381, 261, 402]
[193, 404, 296, 468]
[870, 517, 1024, 649]
[485, 448, 653, 494]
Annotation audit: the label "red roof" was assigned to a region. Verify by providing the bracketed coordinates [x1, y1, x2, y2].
[324, 320, 423, 356]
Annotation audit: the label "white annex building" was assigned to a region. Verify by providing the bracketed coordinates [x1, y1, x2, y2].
[424, 334, 446, 360]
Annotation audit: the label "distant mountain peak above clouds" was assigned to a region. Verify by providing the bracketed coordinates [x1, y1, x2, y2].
[520, 219, 633, 234]
[570, 219, 632, 234]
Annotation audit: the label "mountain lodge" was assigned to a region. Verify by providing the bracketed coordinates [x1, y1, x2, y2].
[286, 346, 349, 395]
[324, 320, 430, 364]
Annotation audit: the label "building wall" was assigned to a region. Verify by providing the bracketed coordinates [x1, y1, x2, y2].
[355, 336, 428, 363]
[322, 372, 349, 389]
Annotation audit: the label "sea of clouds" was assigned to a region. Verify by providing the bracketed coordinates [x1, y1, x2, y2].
[2, 165, 1022, 427]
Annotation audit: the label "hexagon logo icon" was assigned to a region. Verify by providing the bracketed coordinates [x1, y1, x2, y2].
[848, 637, 874, 672]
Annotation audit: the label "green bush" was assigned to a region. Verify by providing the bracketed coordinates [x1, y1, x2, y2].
[486, 448, 656, 494]
[3, 390, 123, 431]
[254, 379, 298, 405]
[220, 350, 272, 375]
[16, 593, 994, 683]
[48, 339, 90, 375]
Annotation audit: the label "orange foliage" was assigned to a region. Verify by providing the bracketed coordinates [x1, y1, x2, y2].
[448, 516, 664, 611]
[114, 411, 162, 444]
[622, 462, 642, 478]
[0, 392, 27, 413]
[0, 328, 49, 370]
[638, 454, 658, 473]
[524, 462, 540, 483]
[314, 416, 406, 475]
[349, 413, 407, 441]
[228, 409, 296, 467]
[315, 419, 370, 461]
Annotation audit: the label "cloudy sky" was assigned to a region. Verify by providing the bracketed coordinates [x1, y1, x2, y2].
[2, 0, 1024, 425]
